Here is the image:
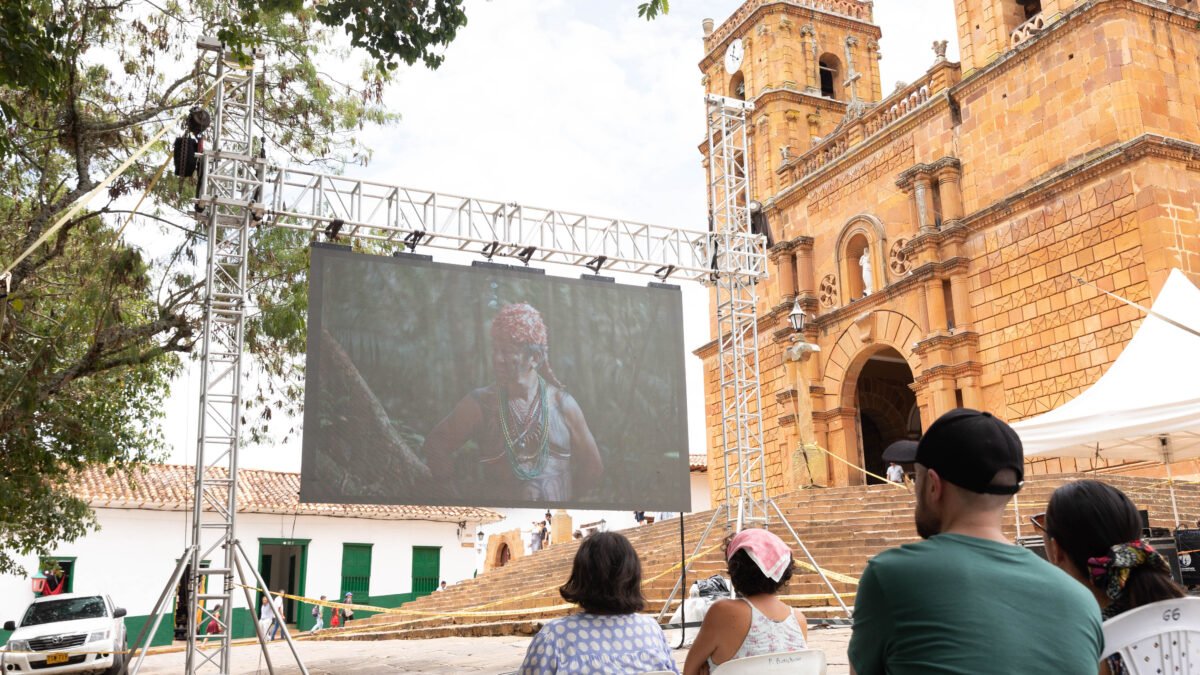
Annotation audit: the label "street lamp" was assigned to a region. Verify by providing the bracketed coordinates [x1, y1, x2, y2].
[788, 297, 808, 332]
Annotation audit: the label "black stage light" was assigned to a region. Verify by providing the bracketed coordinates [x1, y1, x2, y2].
[481, 241, 502, 260]
[584, 255, 607, 274]
[325, 218, 344, 242]
[403, 230, 427, 251]
[186, 107, 212, 135]
[654, 264, 676, 282]
[173, 136, 198, 177]
[515, 246, 536, 265]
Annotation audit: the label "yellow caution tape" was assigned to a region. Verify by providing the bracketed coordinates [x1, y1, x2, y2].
[803, 442, 910, 491]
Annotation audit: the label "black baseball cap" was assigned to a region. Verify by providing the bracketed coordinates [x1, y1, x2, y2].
[890, 408, 1024, 495]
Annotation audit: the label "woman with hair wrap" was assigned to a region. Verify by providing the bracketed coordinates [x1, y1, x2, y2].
[424, 303, 603, 502]
[1035, 479, 1186, 675]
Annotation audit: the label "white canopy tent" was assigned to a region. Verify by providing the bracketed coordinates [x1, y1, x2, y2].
[1012, 268, 1200, 526]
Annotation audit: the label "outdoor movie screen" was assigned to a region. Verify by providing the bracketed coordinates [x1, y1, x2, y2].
[299, 245, 691, 511]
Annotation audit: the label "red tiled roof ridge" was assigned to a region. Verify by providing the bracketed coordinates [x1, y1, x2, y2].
[71, 462, 502, 524]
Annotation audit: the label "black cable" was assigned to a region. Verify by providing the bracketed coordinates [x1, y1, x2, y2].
[674, 511, 687, 648]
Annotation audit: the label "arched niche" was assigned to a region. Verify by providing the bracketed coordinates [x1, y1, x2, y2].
[834, 215, 887, 301]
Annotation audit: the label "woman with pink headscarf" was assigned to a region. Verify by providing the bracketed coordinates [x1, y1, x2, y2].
[424, 302, 603, 502]
[683, 528, 809, 674]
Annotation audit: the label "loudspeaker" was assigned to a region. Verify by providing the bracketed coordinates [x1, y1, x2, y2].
[1175, 529, 1200, 586]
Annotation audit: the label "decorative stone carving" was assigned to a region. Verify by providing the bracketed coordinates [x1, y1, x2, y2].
[932, 40, 948, 62]
[779, 17, 793, 32]
[888, 238, 912, 277]
[1010, 13, 1045, 48]
[780, 145, 792, 162]
[819, 274, 839, 308]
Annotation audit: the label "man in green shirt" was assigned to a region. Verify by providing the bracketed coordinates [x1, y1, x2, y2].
[848, 409, 1102, 675]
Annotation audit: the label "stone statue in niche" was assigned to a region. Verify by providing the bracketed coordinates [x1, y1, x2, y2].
[859, 247, 873, 296]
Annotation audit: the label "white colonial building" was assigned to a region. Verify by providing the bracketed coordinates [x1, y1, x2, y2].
[0, 464, 499, 646]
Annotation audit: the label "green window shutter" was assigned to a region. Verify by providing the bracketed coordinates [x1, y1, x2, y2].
[411, 547, 440, 597]
[340, 544, 372, 600]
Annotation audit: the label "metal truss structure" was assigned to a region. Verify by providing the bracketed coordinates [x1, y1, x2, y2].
[134, 42, 845, 675]
[705, 94, 769, 529]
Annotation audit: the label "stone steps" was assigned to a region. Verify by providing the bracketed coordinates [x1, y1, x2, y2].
[329, 474, 1200, 640]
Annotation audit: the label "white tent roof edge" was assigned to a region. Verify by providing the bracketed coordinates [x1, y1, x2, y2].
[1013, 268, 1200, 462]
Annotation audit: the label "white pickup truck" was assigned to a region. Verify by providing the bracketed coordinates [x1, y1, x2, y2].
[2, 593, 128, 675]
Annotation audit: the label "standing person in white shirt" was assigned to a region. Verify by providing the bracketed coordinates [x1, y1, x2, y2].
[268, 591, 286, 640]
[886, 461, 905, 484]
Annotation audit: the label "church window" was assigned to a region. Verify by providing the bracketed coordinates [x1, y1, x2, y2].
[818, 54, 840, 99]
[1020, 0, 1042, 20]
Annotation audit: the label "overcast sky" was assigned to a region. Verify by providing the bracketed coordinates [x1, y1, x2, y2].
[160, 0, 961, 471]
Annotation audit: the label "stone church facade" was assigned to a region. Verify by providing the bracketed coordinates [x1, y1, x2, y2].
[696, 0, 1200, 497]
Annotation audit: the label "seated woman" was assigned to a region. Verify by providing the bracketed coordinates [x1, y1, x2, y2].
[1036, 479, 1186, 675]
[683, 528, 808, 675]
[518, 531, 678, 674]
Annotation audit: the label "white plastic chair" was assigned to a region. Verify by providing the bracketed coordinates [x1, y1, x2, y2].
[710, 649, 827, 675]
[1101, 597, 1200, 675]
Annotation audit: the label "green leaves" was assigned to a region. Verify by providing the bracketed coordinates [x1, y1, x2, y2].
[637, 0, 670, 21]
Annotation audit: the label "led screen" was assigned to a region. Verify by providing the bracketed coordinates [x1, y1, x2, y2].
[300, 244, 691, 511]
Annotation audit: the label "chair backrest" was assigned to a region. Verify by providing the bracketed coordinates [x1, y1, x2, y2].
[1101, 597, 1200, 675]
[711, 649, 827, 675]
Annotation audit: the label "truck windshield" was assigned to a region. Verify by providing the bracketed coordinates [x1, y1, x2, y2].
[21, 597, 107, 627]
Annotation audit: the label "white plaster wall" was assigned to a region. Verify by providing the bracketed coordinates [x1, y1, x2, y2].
[0, 508, 479, 621]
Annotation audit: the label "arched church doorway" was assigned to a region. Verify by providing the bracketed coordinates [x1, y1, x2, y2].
[855, 348, 920, 484]
[495, 542, 511, 568]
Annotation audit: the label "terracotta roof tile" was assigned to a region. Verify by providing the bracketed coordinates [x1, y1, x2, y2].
[689, 454, 708, 471]
[73, 464, 502, 524]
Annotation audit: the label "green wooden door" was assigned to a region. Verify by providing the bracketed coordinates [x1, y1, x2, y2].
[412, 546, 440, 597]
[340, 544, 372, 603]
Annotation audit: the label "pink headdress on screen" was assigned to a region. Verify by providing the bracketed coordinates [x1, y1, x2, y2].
[489, 303, 564, 389]
[727, 528, 793, 582]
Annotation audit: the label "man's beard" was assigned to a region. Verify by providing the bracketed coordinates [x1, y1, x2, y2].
[914, 494, 940, 539]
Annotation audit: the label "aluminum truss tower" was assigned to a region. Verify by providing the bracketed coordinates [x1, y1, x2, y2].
[705, 94, 768, 527]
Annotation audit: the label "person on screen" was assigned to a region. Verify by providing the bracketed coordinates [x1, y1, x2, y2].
[424, 302, 603, 502]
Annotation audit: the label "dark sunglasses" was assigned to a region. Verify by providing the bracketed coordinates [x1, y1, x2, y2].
[1029, 512, 1048, 535]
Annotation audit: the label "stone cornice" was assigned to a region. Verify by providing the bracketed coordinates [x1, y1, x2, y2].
[813, 406, 857, 422]
[914, 361, 983, 387]
[953, 0, 1200, 98]
[960, 134, 1200, 235]
[701, 0, 880, 71]
[913, 330, 980, 357]
[896, 156, 962, 189]
[905, 222, 970, 256]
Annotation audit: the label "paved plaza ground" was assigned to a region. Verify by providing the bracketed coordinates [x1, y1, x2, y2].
[133, 626, 852, 673]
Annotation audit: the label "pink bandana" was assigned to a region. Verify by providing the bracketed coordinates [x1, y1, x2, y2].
[727, 528, 793, 582]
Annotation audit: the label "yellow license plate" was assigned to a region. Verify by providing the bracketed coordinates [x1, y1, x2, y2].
[46, 653, 69, 665]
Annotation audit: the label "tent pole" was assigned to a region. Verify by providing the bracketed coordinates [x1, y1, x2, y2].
[1161, 439, 1180, 528]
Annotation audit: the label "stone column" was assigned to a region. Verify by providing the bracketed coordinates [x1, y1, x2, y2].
[936, 168, 964, 223]
[794, 237, 815, 297]
[915, 173, 937, 232]
[925, 277, 947, 334]
[928, 378, 958, 417]
[949, 273, 972, 331]
[827, 411, 863, 486]
[772, 243, 798, 298]
[801, 25, 819, 94]
[957, 375, 983, 410]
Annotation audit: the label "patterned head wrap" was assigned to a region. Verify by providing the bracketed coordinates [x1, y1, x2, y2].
[1087, 539, 1171, 601]
[490, 303, 548, 347]
[727, 528, 793, 582]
